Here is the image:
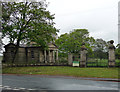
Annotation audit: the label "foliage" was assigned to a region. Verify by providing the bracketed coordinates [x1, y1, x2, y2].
[58, 57, 68, 63]
[55, 29, 95, 57]
[2, 1, 58, 48]
[2, 1, 58, 63]
[115, 44, 120, 59]
[93, 39, 108, 52]
[92, 39, 108, 59]
[55, 29, 115, 60]
[0, 36, 3, 53]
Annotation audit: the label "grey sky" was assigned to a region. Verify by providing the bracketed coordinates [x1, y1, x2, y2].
[46, 0, 120, 45]
[2, 0, 119, 45]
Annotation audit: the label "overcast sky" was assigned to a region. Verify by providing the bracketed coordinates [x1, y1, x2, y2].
[2, 0, 120, 45]
[46, 0, 120, 45]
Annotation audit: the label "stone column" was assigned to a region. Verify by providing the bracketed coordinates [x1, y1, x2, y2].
[68, 53, 73, 66]
[108, 40, 116, 67]
[52, 50, 55, 63]
[44, 50, 47, 63]
[56, 50, 58, 61]
[49, 50, 51, 62]
[80, 43, 87, 67]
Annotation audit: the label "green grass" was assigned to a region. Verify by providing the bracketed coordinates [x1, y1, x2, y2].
[2, 66, 119, 79]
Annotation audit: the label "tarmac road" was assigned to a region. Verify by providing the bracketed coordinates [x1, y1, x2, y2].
[1, 74, 119, 91]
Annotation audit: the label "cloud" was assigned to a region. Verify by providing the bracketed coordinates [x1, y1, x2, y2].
[47, 0, 119, 44]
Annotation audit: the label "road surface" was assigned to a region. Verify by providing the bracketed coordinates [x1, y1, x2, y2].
[1, 74, 119, 91]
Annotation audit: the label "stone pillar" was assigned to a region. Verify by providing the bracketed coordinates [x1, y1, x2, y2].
[39, 51, 42, 63]
[80, 43, 87, 67]
[44, 50, 47, 63]
[108, 40, 116, 67]
[68, 53, 73, 66]
[52, 50, 55, 63]
[56, 50, 58, 61]
[48, 50, 51, 62]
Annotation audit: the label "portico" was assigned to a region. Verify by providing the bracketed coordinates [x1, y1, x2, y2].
[39, 43, 58, 63]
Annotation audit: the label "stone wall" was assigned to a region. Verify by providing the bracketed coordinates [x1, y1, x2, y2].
[14, 48, 26, 64]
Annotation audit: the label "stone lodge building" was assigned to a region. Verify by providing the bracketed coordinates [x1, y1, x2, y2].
[3, 43, 58, 64]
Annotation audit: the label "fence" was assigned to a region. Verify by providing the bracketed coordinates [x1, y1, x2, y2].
[86, 58, 108, 67]
[68, 53, 120, 67]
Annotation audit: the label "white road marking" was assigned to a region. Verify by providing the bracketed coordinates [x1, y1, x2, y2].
[5, 88, 12, 90]
[2, 85, 37, 90]
[19, 87, 26, 90]
[28, 88, 36, 90]
[4, 86, 10, 88]
[13, 88, 20, 90]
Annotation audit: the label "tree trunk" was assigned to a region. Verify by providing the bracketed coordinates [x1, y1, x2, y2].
[12, 38, 20, 63]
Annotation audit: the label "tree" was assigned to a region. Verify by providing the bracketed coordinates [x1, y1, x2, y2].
[2, 1, 58, 62]
[93, 39, 108, 59]
[0, 36, 3, 54]
[115, 43, 120, 59]
[55, 29, 95, 57]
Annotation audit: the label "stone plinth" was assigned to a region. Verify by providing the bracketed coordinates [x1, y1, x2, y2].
[68, 53, 73, 66]
[108, 40, 115, 67]
[80, 43, 87, 67]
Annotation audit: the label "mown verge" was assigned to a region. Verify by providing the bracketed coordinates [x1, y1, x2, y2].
[2, 66, 119, 79]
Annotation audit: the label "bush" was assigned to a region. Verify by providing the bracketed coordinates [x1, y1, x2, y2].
[58, 57, 68, 63]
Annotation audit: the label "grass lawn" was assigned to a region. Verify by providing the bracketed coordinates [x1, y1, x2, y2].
[2, 66, 119, 79]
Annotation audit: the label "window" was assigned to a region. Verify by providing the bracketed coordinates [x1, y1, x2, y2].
[11, 50, 14, 58]
[31, 50, 34, 58]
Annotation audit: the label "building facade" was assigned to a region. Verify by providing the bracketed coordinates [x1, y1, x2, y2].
[3, 43, 58, 64]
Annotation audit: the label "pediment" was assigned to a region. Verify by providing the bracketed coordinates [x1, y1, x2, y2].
[48, 43, 58, 48]
[4, 43, 16, 48]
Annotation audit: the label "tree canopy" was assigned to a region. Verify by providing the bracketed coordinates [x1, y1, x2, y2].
[55, 29, 114, 59]
[1, 1, 58, 63]
[55, 29, 95, 56]
[2, 1, 58, 48]
[92, 39, 108, 59]
[0, 36, 3, 54]
[115, 44, 120, 59]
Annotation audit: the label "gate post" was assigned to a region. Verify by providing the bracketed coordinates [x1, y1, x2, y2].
[108, 40, 116, 67]
[68, 53, 73, 66]
[80, 43, 87, 67]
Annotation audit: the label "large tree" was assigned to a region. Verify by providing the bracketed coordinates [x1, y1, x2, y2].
[2, 1, 58, 62]
[55, 29, 95, 57]
[92, 39, 108, 59]
[2, 1, 58, 47]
